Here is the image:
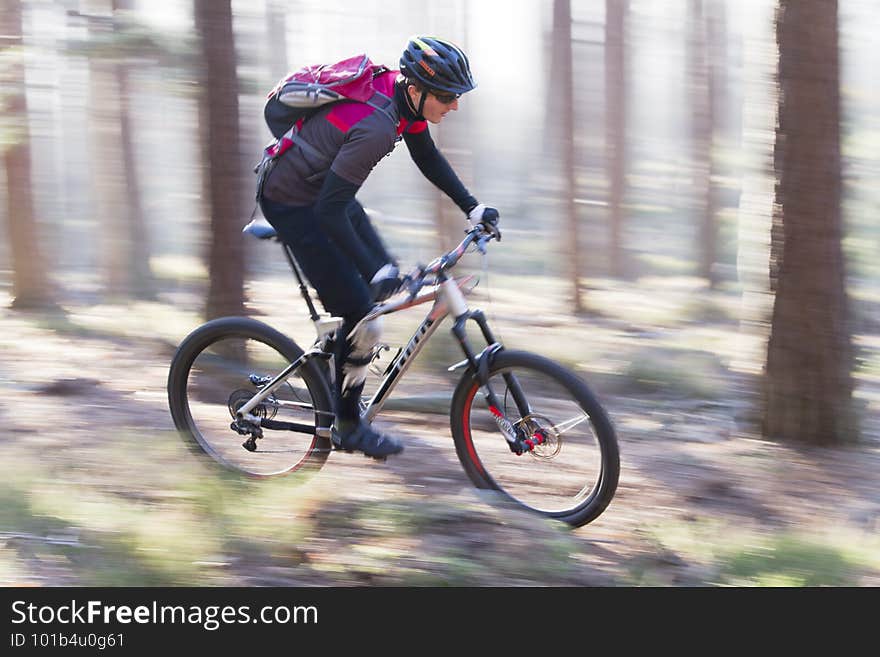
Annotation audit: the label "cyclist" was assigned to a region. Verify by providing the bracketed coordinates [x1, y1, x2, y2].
[258, 36, 501, 458]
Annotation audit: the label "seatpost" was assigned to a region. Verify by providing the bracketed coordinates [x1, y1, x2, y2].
[282, 244, 321, 322]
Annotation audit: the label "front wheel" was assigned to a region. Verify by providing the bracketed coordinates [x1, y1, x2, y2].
[450, 350, 620, 528]
[167, 317, 334, 478]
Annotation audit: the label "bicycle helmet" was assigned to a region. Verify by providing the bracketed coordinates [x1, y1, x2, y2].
[399, 36, 476, 95]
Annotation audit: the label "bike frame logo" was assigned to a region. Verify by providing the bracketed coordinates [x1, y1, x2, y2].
[391, 317, 434, 374]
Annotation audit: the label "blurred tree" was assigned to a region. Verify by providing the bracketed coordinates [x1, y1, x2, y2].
[552, 0, 584, 313]
[763, 0, 856, 445]
[432, 127, 471, 255]
[194, 0, 246, 320]
[79, 0, 156, 300]
[1, 0, 58, 310]
[113, 0, 154, 299]
[703, 1, 726, 288]
[605, 0, 628, 280]
[687, 0, 722, 289]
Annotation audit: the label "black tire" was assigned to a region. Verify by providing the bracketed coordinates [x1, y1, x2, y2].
[167, 317, 334, 478]
[450, 350, 620, 527]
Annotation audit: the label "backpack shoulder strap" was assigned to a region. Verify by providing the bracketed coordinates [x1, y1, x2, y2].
[364, 90, 396, 124]
[290, 132, 332, 165]
[364, 68, 399, 124]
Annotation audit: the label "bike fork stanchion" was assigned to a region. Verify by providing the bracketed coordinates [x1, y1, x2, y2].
[452, 315, 526, 453]
[464, 310, 532, 418]
[467, 309, 496, 345]
[473, 309, 534, 394]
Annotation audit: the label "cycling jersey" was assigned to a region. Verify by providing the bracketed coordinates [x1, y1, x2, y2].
[262, 100, 401, 206]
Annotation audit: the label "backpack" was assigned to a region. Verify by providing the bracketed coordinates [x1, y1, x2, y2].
[254, 54, 397, 202]
[264, 54, 396, 138]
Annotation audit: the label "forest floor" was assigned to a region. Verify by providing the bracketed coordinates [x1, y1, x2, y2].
[1, 281, 879, 587]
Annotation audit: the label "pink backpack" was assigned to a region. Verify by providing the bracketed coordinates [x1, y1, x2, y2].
[255, 54, 397, 200]
[264, 54, 396, 138]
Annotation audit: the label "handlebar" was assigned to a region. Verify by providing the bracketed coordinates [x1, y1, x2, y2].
[352, 224, 497, 327]
[404, 225, 496, 296]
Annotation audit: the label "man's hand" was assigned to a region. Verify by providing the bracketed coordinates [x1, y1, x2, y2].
[370, 264, 405, 302]
[467, 203, 501, 240]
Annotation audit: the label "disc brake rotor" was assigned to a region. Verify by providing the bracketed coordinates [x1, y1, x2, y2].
[518, 414, 562, 459]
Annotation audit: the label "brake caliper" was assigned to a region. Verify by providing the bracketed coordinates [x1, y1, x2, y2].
[522, 429, 547, 452]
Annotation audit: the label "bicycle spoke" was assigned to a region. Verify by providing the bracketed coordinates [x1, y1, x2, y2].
[544, 412, 591, 435]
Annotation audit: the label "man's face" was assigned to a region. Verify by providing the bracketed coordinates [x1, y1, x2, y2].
[409, 85, 460, 124]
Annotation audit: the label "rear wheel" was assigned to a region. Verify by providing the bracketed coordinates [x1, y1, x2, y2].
[167, 317, 333, 477]
[450, 350, 619, 527]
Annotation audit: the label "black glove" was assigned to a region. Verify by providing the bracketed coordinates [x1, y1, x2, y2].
[467, 203, 501, 240]
[370, 264, 405, 302]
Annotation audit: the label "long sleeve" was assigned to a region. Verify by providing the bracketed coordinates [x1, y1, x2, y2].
[314, 170, 385, 280]
[312, 115, 399, 280]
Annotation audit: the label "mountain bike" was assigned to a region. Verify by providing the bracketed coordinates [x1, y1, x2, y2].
[167, 220, 620, 527]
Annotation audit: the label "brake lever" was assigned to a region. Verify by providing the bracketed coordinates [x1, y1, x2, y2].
[472, 222, 500, 251]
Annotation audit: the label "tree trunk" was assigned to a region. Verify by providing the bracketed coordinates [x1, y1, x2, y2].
[1, 0, 58, 310]
[432, 135, 470, 255]
[114, 0, 155, 299]
[687, 0, 718, 288]
[605, 0, 627, 280]
[763, 0, 856, 445]
[83, 0, 155, 300]
[703, 0, 725, 289]
[195, 0, 246, 321]
[87, 32, 130, 298]
[553, 0, 583, 313]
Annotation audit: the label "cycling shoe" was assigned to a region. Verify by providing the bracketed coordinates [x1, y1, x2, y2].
[331, 420, 404, 459]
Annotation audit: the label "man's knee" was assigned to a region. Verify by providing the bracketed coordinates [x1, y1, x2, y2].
[338, 316, 383, 393]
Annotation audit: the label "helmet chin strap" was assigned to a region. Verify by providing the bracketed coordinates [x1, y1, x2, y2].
[404, 83, 428, 120]
[416, 90, 428, 119]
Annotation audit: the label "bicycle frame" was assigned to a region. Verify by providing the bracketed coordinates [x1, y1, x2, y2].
[236, 224, 538, 453]
[235, 273, 481, 424]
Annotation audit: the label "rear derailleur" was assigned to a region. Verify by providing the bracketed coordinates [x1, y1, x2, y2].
[228, 387, 277, 452]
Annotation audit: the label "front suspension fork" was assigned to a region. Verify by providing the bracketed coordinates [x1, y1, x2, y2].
[451, 311, 542, 455]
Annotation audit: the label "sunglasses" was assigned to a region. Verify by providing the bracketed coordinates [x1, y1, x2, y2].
[430, 90, 461, 105]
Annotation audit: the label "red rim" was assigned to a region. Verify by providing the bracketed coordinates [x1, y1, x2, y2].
[460, 383, 485, 478]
